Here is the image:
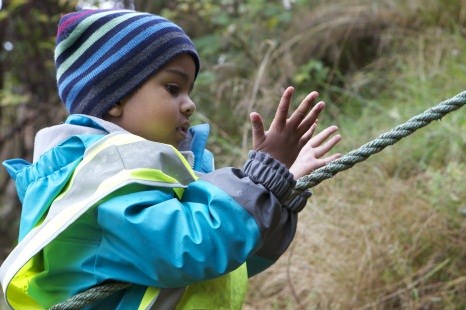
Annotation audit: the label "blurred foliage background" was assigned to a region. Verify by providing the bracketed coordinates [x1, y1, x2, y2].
[0, 0, 465, 308]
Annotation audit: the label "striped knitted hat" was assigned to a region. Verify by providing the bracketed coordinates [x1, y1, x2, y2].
[55, 9, 200, 117]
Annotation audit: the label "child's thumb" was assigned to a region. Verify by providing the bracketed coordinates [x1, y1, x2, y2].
[250, 112, 265, 149]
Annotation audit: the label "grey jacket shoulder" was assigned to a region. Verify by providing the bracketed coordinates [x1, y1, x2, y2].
[32, 115, 126, 162]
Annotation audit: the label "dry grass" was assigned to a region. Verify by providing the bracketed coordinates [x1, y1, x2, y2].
[245, 161, 466, 309]
[238, 0, 466, 308]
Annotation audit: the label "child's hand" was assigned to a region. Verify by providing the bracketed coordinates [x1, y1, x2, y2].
[288, 123, 341, 179]
[250, 86, 341, 179]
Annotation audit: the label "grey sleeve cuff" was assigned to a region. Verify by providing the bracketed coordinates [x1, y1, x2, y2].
[283, 190, 312, 213]
[242, 151, 296, 203]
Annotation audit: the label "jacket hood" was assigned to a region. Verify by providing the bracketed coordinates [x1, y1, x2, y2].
[33, 115, 127, 162]
[2, 115, 122, 239]
[3, 114, 212, 240]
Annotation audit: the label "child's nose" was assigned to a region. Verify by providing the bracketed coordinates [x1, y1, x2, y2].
[181, 97, 196, 117]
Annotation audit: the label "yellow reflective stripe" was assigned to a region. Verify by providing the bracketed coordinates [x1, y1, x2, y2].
[173, 187, 184, 199]
[130, 168, 197, 183]
[138, 287, 160, 310]
[54, 134, 197, 202]
[3, 170, 179, 306]
[80, 133, 144, 165]
[168, 149, 198, 181]
[130, 168, 179, 184]
[129, 169, 188, 199]
[6, 259, 43, 310]
[2, 133, 199, 307]
[177, 264, 248, 309]
[54, 133, 144, 202]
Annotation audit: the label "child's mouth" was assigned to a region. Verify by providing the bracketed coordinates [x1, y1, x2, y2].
[177, 126, 188, 133]
[176, 123, 190, 138]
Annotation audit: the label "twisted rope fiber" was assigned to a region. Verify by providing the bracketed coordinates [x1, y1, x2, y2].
[49, 281, 131, 310]
[50, 91, 465, 309]
[294, 90, 466, 191]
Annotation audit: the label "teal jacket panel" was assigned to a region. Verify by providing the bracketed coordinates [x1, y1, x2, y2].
[1, 114, 306, 309]
[2, 134, 103, 240]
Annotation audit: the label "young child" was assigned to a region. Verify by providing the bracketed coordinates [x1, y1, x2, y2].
[0, 9, 341, 309]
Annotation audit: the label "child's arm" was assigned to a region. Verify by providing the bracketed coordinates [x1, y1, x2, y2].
[239, 86, 341, 276]
[92, 88, 342, 287]
[249, 86, 341, 179]
[92, 139, 300, 287]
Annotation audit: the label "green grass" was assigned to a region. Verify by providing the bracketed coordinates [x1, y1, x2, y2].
[243, 1, 465, 308]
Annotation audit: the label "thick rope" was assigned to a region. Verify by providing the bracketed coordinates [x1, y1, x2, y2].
[50, 90, 466, 309]
[294, 90, 466, 191]
[49, 281, 131, 310]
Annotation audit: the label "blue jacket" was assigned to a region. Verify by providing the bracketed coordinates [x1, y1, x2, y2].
[0, 115, 310, 309]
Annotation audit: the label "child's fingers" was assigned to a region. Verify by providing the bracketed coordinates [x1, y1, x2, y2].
[288, 91, 319, 129]
[313, 134, 342, 158]
[296, 101, 324, 134]
[325, 153, 342, 163]
[299, 122, 318, 146]
[250, 112, 266, 149]
[310, 125, 339, 147]
[310, 152, 342, 171]
[270, 86, 294, 130]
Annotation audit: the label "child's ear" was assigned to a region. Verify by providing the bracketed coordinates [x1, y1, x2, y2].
[107, 102, 124, 117]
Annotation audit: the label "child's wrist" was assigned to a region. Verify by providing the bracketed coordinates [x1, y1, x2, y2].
[242, 150, 296, 203]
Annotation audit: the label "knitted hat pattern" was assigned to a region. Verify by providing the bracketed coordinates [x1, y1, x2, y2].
[55, 9, 200, 117]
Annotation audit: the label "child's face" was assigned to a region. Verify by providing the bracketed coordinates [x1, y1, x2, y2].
[106, 54, 196, 148]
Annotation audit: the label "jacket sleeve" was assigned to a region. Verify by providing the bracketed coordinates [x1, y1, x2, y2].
[201, 151, 311, 277]
[95, 148, 310, 288]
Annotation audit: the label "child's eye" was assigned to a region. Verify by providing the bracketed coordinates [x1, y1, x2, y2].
[166, 84, 180, 96]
